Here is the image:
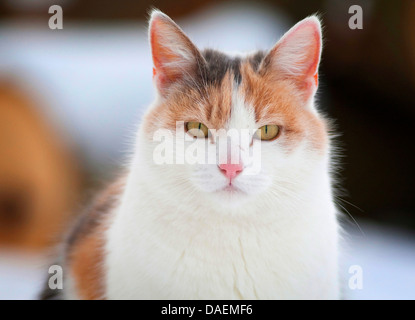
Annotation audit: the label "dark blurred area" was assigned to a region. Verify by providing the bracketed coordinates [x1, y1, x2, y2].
[0, 0, 414, 299]
[279, 0, 415, 231]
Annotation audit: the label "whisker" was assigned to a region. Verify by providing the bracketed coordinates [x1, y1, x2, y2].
[335, 196, 364, 213]
[335, 201, 365, 236]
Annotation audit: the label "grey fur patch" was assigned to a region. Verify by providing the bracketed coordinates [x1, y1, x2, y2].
[247, 51, 267, 72]
[196, 49, 266, 87]
[202, 49, 242, 85]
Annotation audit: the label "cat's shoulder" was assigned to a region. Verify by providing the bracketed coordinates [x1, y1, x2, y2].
[64, 176, 125, 299]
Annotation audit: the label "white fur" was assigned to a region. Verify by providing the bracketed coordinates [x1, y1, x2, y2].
[100, 87, 340, 299]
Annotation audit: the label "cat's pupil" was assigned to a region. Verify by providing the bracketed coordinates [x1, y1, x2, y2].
[265, 125, 268, 134]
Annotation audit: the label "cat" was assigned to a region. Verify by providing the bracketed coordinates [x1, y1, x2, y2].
[42, 10, 340, 300]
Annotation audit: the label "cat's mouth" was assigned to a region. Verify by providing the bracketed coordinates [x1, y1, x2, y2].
[222, 183, 244, 194]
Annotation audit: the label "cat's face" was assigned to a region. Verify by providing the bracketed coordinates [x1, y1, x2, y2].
[141, 11, 328, 206]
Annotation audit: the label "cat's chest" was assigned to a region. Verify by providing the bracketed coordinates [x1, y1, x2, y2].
[106, 225, 274, 298]
[104, 202, 338, 299]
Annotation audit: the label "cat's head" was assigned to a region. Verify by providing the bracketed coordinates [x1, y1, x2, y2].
[140, 10, 329, 207]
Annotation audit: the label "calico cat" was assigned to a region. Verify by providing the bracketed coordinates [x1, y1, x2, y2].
[42, 10, 340, 299]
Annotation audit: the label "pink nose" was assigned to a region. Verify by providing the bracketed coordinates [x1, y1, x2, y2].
[218, 163, 244, 180]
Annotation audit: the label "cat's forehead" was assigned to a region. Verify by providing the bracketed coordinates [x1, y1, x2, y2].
[200, 49, 266, 86]
[193, 49, 303, 130]
[186, 49, 275, 129]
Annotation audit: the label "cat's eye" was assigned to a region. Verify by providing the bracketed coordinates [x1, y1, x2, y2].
[185, 122, 209, 138]
[254, 125, 280, 141]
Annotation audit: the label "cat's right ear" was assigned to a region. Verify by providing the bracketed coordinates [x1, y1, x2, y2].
[260, 16, 322, 105]
[149, 10, 204, 96]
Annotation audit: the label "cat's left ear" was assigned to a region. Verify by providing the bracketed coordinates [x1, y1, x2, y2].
[260, 16, 322, 105]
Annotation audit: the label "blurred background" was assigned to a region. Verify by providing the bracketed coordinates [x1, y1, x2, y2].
[0, 0, 414, 299]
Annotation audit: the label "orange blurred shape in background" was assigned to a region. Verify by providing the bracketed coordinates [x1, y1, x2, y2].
[0, 81, 80, 250]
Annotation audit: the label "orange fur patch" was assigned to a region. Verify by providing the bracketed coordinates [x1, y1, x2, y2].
[67, 179, 123, 300]
[240, 61, 327, 152]
[69, 226, 107, 299]
[144, 71, 234, 134]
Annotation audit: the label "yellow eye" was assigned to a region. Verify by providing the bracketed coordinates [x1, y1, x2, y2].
[254, 125, 280, 141]
[186, 122, 209, 138]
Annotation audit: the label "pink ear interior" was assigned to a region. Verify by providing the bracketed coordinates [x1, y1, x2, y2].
[281, 18, 321, 78]
[149, 12, 200, 95]
[267, 17, 322, 102]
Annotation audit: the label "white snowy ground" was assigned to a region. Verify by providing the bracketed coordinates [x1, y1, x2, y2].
[0, 220, 414, 300]
[342, 222, 415, 300]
